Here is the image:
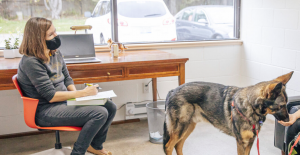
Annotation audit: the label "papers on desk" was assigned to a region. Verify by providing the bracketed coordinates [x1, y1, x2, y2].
[67, 90, 117, 106]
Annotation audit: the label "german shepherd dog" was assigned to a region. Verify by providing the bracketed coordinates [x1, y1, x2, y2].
[164, 71, 294, 155]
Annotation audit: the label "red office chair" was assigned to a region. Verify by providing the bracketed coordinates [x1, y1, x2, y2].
[12, 74, 91, 155]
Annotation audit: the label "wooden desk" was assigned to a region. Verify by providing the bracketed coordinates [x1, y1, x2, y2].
[0, 50, 189, 101]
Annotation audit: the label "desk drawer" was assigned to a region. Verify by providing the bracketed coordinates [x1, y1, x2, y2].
[127, 64, 179, 76]
[0, 70, 17, 90]
[70, 68, 124, 79]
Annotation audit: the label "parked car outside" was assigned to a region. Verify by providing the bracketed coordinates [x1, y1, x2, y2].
[85, 0, 177, 44]
[175, 5, 234, 41]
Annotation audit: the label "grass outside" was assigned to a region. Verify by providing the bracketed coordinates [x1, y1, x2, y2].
[0, 17, 86, 34]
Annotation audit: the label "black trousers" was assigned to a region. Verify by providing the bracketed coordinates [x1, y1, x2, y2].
[35, 100, 117, 155]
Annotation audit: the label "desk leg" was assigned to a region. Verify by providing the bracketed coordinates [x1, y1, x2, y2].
[152, 78, 157, 107]
[178, 63, 185, 86]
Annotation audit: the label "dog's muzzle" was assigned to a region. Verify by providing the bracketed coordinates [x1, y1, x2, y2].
[273, 112, 289, 122]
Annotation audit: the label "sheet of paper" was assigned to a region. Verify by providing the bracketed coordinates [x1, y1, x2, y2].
[76, 90, 117, 101]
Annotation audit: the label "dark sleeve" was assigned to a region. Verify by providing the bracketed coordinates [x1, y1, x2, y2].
[22, 59, 56, 102]
[59, 51, 74, 88]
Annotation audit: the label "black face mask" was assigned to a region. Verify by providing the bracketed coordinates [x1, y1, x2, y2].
[46, 35, 61, 50]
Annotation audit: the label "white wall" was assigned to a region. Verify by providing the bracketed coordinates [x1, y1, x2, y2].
[0, 45, 241, 135]
[240, 0, 300, 97]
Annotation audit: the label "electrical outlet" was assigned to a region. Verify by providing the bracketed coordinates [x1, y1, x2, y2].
[143, 83, 149, 93]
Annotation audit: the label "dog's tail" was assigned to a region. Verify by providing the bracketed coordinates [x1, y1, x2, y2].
[163, 89, 173, 154]
[163, 120, 170, 154]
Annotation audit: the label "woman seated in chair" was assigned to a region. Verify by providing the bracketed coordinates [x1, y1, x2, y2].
[17, 17, 116, 155]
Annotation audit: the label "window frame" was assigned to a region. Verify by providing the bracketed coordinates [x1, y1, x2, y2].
[234, 0, 241, 38]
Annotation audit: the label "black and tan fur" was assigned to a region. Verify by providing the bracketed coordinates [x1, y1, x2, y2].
[164, 71, 294, 155]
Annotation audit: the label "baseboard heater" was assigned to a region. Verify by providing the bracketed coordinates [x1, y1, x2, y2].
[125, 101, 149, 120]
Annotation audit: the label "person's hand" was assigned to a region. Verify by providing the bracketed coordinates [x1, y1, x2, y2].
[278, 113, 298, 126]
[83, 84, 99, 96]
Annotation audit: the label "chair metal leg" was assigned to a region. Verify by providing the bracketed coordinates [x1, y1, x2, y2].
[55, 131, 62, 149]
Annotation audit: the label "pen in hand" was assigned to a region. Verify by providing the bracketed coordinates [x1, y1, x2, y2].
[83, 83, 99, 96]
[85, 83, 101, 90]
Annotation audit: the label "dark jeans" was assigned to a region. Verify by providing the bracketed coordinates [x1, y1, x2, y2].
[35, 100, 117, 155]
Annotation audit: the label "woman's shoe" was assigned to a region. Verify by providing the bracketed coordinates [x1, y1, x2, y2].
[87, 145, 112, 155]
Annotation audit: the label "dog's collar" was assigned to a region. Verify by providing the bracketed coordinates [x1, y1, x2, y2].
[231, 101, 263, 133]
[231, 101, 264, 125]
[231, 101, 252, 125]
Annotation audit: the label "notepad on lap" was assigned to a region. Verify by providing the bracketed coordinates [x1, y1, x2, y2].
[67, 90, 117, 106]
[67, 98, 107, 106]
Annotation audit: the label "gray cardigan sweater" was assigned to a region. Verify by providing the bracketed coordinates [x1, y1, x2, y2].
[17, 51, 74, 105]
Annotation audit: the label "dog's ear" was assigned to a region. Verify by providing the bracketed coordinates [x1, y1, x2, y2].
[264, 82, 283, 99]
[273, 71, 294, 85]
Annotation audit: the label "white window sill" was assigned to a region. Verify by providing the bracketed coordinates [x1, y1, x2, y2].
[0, 40, 243, 56]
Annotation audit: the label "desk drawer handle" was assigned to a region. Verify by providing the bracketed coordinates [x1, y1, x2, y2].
[107, 72, 110, 76]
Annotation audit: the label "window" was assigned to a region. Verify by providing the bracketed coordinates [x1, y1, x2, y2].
[205, 7, 234, 24]
[85, 0, 111, 45]
[100, 1, 109, 16]
[92, 1, 109, 17]
[117, 0, 172, 43]
[114, 0, 238, 43]
[182, 9, 194, 21]
[118, 1, 166, 18]
[172, 4, 236, 41]
[175, 11, 183, 20]
[92, 2, 103, 17]
[105, 2, 111, 14]
[0, 0, 98, 48]
[194, 10, 207, 23]
[0, 0, 240, 48]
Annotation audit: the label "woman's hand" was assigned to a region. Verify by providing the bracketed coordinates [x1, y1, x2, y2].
[83, 84, 99, 96]
[49, 84, 99, 103]
[278, 113, 298, 126]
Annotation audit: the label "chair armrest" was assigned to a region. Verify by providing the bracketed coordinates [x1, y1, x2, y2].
[288, 96, 300, 103]
[287, 96, 300, 112]
[290, 105, 300, 114]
